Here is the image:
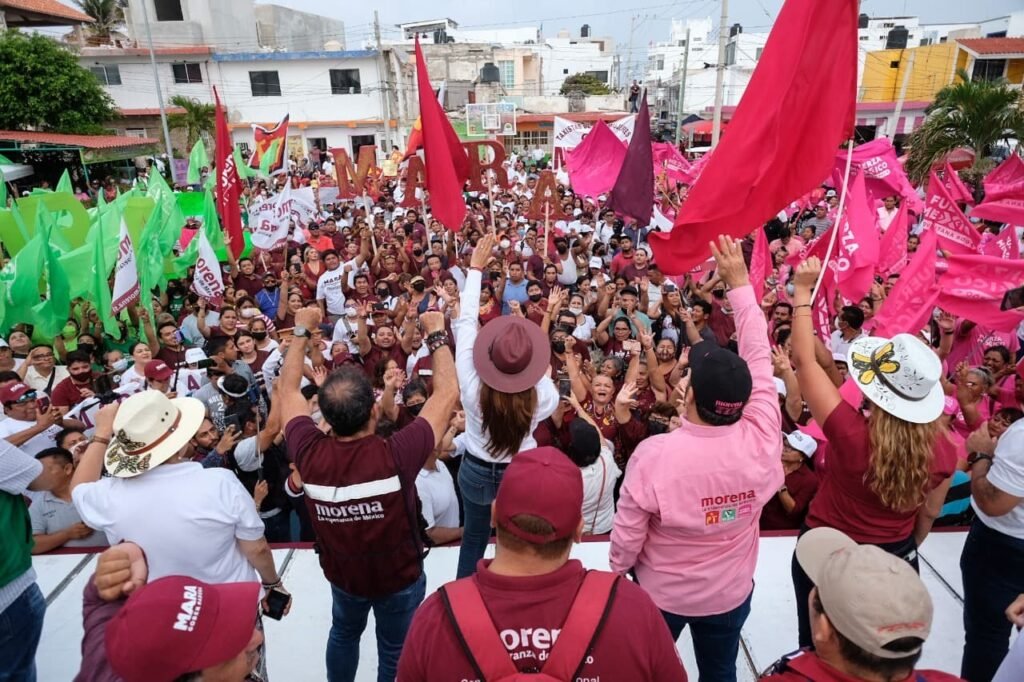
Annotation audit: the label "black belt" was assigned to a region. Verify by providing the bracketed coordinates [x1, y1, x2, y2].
[464, 452, 510, 469]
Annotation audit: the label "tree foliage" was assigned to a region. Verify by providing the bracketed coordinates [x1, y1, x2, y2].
[904, 70, 1024, 183]
[560, 73, 612, 96]
[0, 31, 116, 134]
[167, 95, 216, 149]
[72, 0, 125, 43]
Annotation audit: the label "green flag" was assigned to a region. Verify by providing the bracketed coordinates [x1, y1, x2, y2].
[259, 139, 282, 177]
[234, 145, 254, 180]
[56, 170, 73, 195]
[33, 210, 71, 338]
[0, 166, 6, 208]
[90, 216, 118, 336]
[187, 138, 209, 185]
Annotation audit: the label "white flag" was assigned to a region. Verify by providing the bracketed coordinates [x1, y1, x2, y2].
[191, 229, 225, 305]
[609, 114, 637, 145]
[552, 116, 590, 150]
[111, 217, 141, 314]
[250, 184, 317, 250]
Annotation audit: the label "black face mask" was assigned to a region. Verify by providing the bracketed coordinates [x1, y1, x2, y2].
[551, 339, 566, 354]
[71, 370, 92, 383]
[556, 245, 568, 254]
[712, 289, 725, 300]
[407, 402, 425, 417]
[413, 249, 423, 257]
[529, 293, 543, 303]
[78, 343, 95, 356]
[252, 331, 268, 341]
[413, 282, 426, 293]
[489, 271, 501, 280]
[264, 284, 278, 291]
[376, 288, 390, 298]
[648, 420, 669, 436]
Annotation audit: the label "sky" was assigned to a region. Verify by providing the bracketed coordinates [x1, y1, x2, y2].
[268, 0, 1022, 58]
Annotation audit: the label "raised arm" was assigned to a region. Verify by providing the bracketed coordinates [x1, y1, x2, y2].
[415, 311, 458, 446]
[790, 257, 841, 425]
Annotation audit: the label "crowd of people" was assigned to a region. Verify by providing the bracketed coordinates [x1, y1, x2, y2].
[1, 146, 1023, 682]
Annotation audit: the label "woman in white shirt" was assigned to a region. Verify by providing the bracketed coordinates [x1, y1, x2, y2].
[453, 234, 559, 579]
[117, 342, 154, 392]
[562, 411, 620, 534]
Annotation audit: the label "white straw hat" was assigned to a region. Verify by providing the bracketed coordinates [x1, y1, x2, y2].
[846, 333, 944, 424]
[105, 390, 206, 478]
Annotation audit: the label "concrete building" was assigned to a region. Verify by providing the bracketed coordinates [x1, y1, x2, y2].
[253, 5, 346, 53]
[0, 0, 91, 29]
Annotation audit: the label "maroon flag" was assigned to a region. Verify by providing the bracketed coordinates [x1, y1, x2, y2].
[872, 228, 939, 338]
[608, 90, 654, 225]
[414, 37, 468, 230]
[649, 0, 857, 274]
[213, 87, 243, 258]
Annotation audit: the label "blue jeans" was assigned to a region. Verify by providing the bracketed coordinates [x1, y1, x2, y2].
[0, 582, 45, 682]
[961, 520, 1024, 682]
[456, 456, 506, 579]
[660, 588, 752, 682]
[326, 573, 425, 682]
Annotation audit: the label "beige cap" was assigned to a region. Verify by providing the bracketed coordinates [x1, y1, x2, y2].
[795, 528, 932, 659]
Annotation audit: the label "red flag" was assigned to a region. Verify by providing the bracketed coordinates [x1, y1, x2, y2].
[834, 173, 880, 302]
[213, 87, 243, 258]
[876, 201, 909, 275]
[648, 0, 857, 275]
[921, 174, 980, 255]
[608, 90, 655, 225]
[749, 226, 771, 305]
[872, 228, 939, 338]
[944, 162, 974, 206]
[413, 37, 468, 230]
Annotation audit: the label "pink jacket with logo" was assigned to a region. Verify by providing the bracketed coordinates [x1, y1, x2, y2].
[609, 285, 783, 617]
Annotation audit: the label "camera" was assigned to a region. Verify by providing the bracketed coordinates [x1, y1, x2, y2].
[97, 392, 121, 406]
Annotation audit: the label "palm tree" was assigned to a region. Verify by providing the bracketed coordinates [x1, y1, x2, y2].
[905, 70, 1024, 183]
[73, 0, 124, 44]
[167, 96, 216, 150]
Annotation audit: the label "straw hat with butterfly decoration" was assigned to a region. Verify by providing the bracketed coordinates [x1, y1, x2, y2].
[847, 334, 945, 425]
[104, 390, 207, 478]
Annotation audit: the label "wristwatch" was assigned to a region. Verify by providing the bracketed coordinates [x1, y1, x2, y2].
[293, 326, 309, 338]
[967, 452, 994, 468]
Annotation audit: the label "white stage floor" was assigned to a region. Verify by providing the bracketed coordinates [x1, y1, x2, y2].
[35, 532, 981, 681]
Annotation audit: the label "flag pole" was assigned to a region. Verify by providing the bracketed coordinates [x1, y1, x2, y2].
[487, 169, 499, 233]
[810, 138, 855, 303]
[544, 202, 551, 260]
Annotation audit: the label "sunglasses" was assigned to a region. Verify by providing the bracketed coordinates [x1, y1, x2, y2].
[9, 390, 37, 405]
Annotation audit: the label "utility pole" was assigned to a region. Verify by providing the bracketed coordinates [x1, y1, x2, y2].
[373, 11, 393, 152]
[626, 14, 637, 89]
[139, 0, 177, 183]
[674, 27, 691, 143]
[888, 50, 915, 139]
[711, 0, 729, 149]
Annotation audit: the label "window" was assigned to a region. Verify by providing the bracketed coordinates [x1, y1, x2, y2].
[655, 57, 664, 70]
[350, 134, 376, 157]
[172, 62, 203, 84]
[725, 42, 736, 66]
[329, 69, 361, 94]
[125, 128, 147, 138]
[890, 60, 900, 69]
[562, 68, 569, 74]
[859, 35, 869, 41]
[307, 137, 327, 155]
[153, 0, 184, 21]
[755, 47, 764, 61]
[498, 60, 514, 89]
[249, 71, 281, 97]
[584, 70, 608, 83]
[508, 130, 549, 148]
[90, 64, 121, 86]
[972, 59, 1006, 82]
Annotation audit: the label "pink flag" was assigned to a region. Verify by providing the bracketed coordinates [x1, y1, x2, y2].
[834, 173, 880, 302]
[813, 267, 838, 349]
[565, 120, 627, 199]
[944, 162, 974, 206]
[937, 253, 1024, 330]
[980, 228, 1021, 260]
[971, 155, 1024, 225]
[680, 151, 710, 187]
[652, 142, 692, 185]
[872, 228, 939, 338]
[749, 226, 772, 304]
[876, 201, 909, 275]
[921, 175, 981, 255]
[834, 138, 923, 214]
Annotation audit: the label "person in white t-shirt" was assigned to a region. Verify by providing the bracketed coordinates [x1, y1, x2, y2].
[20, 346, 69, 395]
[876, 195, 900, 233]
[415, 448, 462, 547]
[0, 383, 85, 455]
[315, 250, 348, 321]
[563, 415, 620, 535]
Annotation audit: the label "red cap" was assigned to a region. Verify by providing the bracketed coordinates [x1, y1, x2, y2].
[495, 447, 582, 544]
[144, 360, 174, 382]
[105, 576, 260, 682]
[0, 382, 32, 404]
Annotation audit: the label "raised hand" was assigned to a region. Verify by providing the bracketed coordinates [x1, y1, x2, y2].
[793, 257, 822, 292]
[708, 235, 749, 288]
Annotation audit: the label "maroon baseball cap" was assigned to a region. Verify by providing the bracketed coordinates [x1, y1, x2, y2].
[495, 447, 582, 543]
[106, 576, 260, 682]
[144, 360, 174, 382]
[0, 382, 32, 404]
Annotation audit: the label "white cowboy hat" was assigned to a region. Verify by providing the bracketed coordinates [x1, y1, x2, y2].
[846, 333, 944, 424]
[104, 390, 206, 478]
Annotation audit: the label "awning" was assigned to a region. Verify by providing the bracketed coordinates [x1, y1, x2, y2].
[855, 115, 924, 135]
[682, 119, 727, 137]
[0, 162, 34, 181]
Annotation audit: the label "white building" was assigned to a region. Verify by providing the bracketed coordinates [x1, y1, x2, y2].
[541, 30, 617, 96]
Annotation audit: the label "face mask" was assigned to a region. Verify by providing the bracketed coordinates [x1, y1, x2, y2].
[310, 409, 323, 424]
[551, 339, 566, 354]
[569, 306, 583, 316]
[376, 289, 390, 298]
[62, 325, 77, 339]
[529, 293, 543, 303]
[499, 239, 511, 249]
[413, 249, 423, 257]
[265, 284, 279, 291]
[413, 281, 426, 293]
[111, 358, 128, 372]
[71, 370, 92, 383]
[712, 289, 725, 300]
[252, 331, 268, 341]
[648, 420, 669, 436]
[406, 402, 425, 417]
[78, 343, 95, 356]
[556, 244, 568, 254]
[786, 283, 796, 296]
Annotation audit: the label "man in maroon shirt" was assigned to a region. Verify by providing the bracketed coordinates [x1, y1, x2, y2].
[51, 351, 97, 410]
[621, 246, 651, 284]
[279, 307, 457, 682]
[232, 257, 264, 298]
[760, 431, 819, 531]
[611, 234, 636, 276]
[397, 447, 687, 681]
[762, 528, 963, 682]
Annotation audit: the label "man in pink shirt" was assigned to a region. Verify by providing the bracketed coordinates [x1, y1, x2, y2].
[610, 235, 783, 682]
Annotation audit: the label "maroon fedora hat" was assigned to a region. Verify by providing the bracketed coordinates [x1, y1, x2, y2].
[473, 316, 551, 393]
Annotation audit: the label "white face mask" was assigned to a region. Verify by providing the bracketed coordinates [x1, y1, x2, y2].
[310, 409, 323, 424]
[568, 306, 583, 316]
[111, 358, 129, 373]
[499, 239, 511, 249]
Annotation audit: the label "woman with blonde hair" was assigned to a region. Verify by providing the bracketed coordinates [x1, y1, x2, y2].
[453, 233, 559, 578]
[789, 257, 956, 647]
